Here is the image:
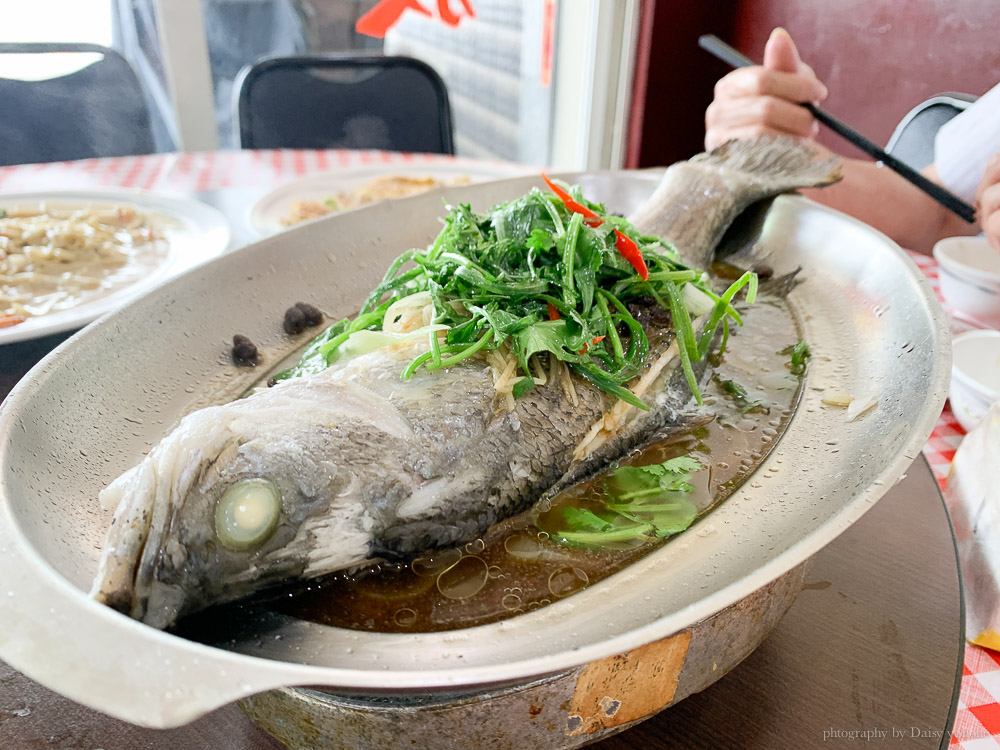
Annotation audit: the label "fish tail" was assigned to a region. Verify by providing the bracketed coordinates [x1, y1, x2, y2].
[693, 135, 842, 193]
[629, 135, 842, 269]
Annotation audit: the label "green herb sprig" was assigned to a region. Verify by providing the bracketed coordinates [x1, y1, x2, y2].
[780, 341, 811, 376]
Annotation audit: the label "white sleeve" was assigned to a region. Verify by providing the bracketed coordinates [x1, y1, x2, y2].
[934, 83, 1000, 203]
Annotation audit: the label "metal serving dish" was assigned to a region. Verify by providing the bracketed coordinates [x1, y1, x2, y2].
[0, 173, 949, 739]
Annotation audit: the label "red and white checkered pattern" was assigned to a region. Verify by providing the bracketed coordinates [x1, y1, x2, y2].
[910, 250, 1000, 748]
[0, 149, 496, 195]
[951, 646, 1000, 747]
[910, 252, 969, 488]
[1, 153, 996, 743]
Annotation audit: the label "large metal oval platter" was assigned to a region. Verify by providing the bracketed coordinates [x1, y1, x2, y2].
[0, 171, 949, 741]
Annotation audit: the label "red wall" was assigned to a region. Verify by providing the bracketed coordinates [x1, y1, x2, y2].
[631, 0, 1000, 167]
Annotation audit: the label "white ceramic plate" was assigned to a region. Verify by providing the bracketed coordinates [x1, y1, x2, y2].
[0, 190, 232, 345]
[248, 157, 535, 238]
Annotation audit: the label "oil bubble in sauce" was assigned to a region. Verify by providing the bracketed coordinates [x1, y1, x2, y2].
[504, 532, 543, 561]
[436, 556, 489, 600]
[412, 548, 462, 577]
[502, 593, 522, 611]
[464, 539, 486, 555]
[393, 608, 418, 627]
[548, 567, 589, 597]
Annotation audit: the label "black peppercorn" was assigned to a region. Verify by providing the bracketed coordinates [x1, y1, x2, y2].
[231, 334, 259, 365]
[283, 305, 307, 335]
[295, 302, 323, 326]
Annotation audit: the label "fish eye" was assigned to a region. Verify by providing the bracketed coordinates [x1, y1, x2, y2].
[215, 479, 281, 552]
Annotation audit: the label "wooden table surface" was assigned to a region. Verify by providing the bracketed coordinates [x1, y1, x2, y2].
[0, 329, 961, 749]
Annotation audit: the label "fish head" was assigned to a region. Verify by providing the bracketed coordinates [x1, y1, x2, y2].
[89, 395, 372, 629]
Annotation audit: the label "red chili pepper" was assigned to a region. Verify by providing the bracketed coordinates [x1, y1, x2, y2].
[578, 335, 605, 354]
[542, 172, 603, 226]
[614, 229, 649, 281]
[547, 301, 561, 321]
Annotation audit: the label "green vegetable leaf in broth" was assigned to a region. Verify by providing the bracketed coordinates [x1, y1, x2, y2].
[552, 454, 704, 549]
[562, 507, 615, 534]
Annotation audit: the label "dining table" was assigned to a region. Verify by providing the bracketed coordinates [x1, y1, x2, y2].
[0, 149, 997, 749]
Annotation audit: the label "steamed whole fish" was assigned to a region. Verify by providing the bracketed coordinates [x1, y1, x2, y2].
[91, 136, 840, 629]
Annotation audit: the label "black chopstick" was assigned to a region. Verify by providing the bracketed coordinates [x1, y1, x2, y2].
[698, 34, 977, 224]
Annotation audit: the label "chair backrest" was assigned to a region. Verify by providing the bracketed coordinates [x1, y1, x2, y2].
[885, 92, 976, 170]
[0, 43, 156, 166]
[234, 55, 455, 154]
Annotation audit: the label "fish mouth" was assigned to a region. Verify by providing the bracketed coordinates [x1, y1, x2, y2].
[89, 458, 158, 621]
[96, 579, 139, 617]
[90, 526, 151, 620]
[91, 414, 244, 626]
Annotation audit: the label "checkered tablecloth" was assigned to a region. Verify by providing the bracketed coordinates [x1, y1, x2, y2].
[1, 151, 997, 745]
[0, 149, 516, 194]
[910, 252, 970, 488]
[908, 251, 1000, 748]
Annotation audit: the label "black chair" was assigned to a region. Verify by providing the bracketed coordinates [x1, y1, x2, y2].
[885, 92, 976, 170]
[0, 43, 156, 166]
[234, 55, 455, 154]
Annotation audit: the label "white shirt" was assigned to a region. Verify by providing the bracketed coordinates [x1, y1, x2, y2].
[935, 82, 1000, 202]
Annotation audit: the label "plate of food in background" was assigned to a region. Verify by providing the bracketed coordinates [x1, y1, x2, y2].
[0, 190, 231, 345]
[247, 158, 534, 238]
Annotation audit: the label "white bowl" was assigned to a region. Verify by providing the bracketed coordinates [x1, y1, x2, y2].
[934, 235, 1000, 329]
[950, 330, 1000, 431]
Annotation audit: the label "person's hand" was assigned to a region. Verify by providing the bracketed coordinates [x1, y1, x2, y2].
[705, 28, 828, 150]
[976, 154, 1000, 251]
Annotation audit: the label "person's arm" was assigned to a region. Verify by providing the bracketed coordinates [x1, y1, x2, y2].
[797, 156, 979, 253]
[705, 28, 982, 253]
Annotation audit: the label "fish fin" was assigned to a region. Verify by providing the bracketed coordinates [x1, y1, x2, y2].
[692, 135, 842, 193]
[629, 135, 842, 270]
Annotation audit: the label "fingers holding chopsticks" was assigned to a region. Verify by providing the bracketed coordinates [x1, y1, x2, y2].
[705, 89, 822, 147]
[705, 28, 827, 150]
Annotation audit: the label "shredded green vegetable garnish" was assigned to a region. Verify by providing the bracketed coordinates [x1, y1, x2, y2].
[273, 180, 756, 406]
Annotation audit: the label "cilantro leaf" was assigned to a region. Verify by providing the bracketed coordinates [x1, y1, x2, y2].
[633, 456, 703, 476]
